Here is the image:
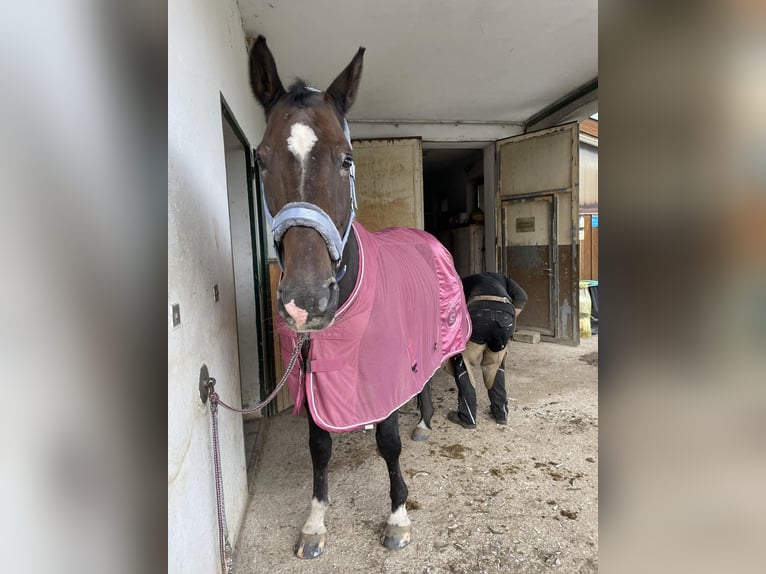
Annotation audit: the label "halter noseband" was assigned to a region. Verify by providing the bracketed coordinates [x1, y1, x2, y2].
[260, 119, 357, 282]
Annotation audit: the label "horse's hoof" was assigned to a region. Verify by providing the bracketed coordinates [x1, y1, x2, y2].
[411, 426, 431, 441]
[294, 533, 326, 559]
[381, 524, 411, 550]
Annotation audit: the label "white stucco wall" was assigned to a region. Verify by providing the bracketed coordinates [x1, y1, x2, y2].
[168, 0, 265, 572]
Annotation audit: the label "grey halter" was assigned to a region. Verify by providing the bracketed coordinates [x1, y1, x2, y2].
[260, 119, 357, 281]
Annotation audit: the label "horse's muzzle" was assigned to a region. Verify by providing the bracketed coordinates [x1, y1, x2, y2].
[277, 279, 339, 332]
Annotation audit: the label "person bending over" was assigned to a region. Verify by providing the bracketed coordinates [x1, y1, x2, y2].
[447, 272, 527, 429]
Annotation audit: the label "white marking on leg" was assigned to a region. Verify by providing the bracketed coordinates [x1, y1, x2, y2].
[287, 123, 317, 163]
[417, 419, 428, 430]
[301, 498, 328, 535]
[388, 504, 411, 528]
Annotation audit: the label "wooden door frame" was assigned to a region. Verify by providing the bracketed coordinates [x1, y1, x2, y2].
[220, 96, 276, 411]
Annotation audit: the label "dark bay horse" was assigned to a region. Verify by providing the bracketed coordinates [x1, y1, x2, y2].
[249, 36, 470, 558]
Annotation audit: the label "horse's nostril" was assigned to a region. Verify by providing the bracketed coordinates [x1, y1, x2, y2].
[317, 296, 329, 312]
[316, 279, 337, 312]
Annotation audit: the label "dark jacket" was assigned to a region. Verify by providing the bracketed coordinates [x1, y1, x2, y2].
[461, 272, 528, 351]
[462, 272, 528, 310]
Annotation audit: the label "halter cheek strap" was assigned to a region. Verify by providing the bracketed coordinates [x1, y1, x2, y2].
[260, 119, 357, 281]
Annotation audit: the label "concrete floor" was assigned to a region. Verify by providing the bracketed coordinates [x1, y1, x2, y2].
[234, 335, 598, 573]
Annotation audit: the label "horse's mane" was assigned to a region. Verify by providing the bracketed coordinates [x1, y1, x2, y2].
[284, 79, 322, 109]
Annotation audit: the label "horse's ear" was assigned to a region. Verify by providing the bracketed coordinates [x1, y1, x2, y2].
[249, 36, 285, 115]
[326, 47, 365, 116]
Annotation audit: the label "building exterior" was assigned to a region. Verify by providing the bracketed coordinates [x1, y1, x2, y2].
[168, 1, 596, 571]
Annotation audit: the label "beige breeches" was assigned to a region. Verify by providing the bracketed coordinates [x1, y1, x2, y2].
[448, 341, 507, 389]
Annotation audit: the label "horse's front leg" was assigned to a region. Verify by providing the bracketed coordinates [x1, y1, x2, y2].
[411, 380, 433, 441]
[295, 414, 332, 559]
[376, 411, 411, 549]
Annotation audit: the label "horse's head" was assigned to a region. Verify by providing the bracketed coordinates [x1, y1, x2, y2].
[249, 36, 364, 332]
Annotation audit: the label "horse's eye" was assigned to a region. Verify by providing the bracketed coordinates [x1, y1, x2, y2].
[341, 155, 353, 170]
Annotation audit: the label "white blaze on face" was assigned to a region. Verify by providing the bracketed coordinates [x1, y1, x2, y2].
[287, 122, 317, 197]
[287, 122, 317, 163]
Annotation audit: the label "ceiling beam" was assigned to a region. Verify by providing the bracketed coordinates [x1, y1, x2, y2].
[347, 120, 524, 142]
[524, 78, 598, 133]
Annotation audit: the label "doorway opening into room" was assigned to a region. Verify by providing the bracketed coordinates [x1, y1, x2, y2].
[422, 145, 486, 276]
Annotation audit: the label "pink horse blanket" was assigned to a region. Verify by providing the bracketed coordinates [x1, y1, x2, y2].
[277, 222, 471, 432]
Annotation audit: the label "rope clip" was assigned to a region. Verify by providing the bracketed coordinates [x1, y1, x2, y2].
[200, 376, 216, 404]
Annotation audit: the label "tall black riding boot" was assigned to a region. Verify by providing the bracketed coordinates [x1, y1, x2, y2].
[487, 363, 508, 424]
[452, 354, 477, 426]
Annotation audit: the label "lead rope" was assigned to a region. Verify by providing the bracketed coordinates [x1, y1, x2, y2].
[204, 332, 308, 574]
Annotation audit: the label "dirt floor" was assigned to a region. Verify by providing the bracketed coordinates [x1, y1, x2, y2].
[235, 335, 598, 573]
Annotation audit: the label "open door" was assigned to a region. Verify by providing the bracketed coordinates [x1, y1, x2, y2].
[221, 104, 274, 413]
[350, 137, 424, 230]
[496, 123, 579, 345]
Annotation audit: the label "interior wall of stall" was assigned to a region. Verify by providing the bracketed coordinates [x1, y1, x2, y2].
[168, 0, 266, 572]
